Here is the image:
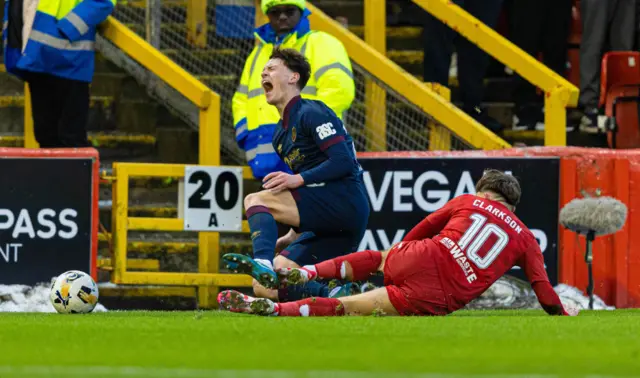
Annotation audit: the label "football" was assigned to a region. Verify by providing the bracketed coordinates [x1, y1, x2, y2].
[49, 270, 100, 314]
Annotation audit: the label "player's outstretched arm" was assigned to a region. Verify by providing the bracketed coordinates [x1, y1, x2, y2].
[519, 244, 579, 316]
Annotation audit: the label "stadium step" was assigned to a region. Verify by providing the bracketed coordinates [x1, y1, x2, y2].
[0, 128, 204, 163]
[0, 131, 160, 162]
[121, 21, 424, 51]
[97, 258, 161, 271]
[99, 166, 181, 189]
[500, 129, 610, 148]
[0, 94, 116, 134]
[0, 90, 189, 134]
[150, 47, 429, 77]
[0, 95, 115, 109]
[314, 0, 427, 30]
[104, 205, 178, 218]
[97, 232, 252, 256]
[100, 237, 198, 255]
[92, 71, 237, 98]
[0, 65, 23, 96]
[349, 25, 423, 50]
[0, 130, 153, 148]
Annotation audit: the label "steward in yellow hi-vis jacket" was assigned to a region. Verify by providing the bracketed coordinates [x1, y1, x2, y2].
[233, 0, 355, 179]
[3, 0, 116, 147]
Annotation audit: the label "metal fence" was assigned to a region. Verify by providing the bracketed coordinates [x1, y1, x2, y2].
[111, 0, 471, 167]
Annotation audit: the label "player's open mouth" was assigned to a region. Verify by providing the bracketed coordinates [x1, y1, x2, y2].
[262, 81, 274, 94]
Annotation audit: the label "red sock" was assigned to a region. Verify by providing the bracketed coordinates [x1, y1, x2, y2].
[276, 297, 345, 317]
[314, 250, 382, 281]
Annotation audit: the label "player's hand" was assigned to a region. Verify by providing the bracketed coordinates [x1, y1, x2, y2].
[275, 229, 298, 253]
[275, 235, 292, 253]
[262, 172, 304, 192]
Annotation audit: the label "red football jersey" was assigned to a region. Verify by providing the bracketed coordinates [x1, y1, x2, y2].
[403, 194, 566, 315]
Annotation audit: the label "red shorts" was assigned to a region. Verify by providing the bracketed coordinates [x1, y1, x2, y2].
[383, 239, 450, 316]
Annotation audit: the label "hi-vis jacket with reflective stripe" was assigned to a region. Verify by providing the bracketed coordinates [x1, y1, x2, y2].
[232, 9, 355, 179]
[2, 0, 116, 83]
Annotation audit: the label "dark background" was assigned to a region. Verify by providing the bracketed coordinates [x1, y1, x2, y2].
[0, 158, 93, 285]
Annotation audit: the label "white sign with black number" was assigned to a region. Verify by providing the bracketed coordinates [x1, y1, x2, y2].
[183, 166, 243, 232]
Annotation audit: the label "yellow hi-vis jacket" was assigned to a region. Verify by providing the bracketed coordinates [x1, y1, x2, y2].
[232, 11, 355, 179]
[3, 0, 116, 82]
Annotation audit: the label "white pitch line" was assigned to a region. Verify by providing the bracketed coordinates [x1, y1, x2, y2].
[0, 367, 636, 378]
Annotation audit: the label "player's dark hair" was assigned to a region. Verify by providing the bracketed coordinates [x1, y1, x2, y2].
[475, 169, 521, 208]
[270, 47, 311, 90]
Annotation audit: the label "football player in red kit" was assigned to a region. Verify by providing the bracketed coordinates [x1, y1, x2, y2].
[218, 169, 580, 317]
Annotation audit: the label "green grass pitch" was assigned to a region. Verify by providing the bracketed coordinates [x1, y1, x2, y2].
[0, 309, 639, 378]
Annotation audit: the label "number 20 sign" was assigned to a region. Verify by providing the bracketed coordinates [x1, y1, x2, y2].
[183, 166, 243, 232]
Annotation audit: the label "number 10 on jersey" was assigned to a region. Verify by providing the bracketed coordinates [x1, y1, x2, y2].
[183, 166, 243, 232]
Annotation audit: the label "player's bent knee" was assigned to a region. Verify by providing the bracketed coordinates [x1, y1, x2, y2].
[274, 255, 300, 270]
[244, 190, 300, 227]
[244, 190, 286, 211]
[244, 192, 267, 210]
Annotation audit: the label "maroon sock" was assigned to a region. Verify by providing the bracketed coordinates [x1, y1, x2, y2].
[314, 250, 382, 281]
[276, 297, 345, 317]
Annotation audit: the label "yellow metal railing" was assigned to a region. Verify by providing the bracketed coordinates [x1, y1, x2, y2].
[306, 2, 510, 150]
[187, 0, 207, 47]
[426, 83, 452, 150]
[112, 163, 253, 291]
[363, 0, 387, 152]
[101, 17, 213, 109]
[98, 16, 230, 307]
[407, 0, 579, 146]
[24, 85, 37, 148]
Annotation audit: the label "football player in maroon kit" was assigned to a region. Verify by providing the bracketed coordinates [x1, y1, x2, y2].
[218, 169, 580, 317]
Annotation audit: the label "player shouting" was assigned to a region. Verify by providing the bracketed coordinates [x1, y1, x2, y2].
[219, 169, 580, 317]
[222, 48, 369, 301]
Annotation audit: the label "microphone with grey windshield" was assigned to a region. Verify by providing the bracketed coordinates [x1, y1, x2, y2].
[559, 196, 627, 309]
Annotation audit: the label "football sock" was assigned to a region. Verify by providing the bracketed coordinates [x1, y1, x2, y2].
[315, 250, 382, 281]
[278, 281, 330, 301]
[275, 297, 345, 317]
[246, 206, 278, 264]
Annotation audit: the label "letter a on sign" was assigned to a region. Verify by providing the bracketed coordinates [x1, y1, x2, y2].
[183, 166, 243, 232]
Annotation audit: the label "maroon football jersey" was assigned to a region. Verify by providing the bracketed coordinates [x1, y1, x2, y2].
[403, 194, 565, 314]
